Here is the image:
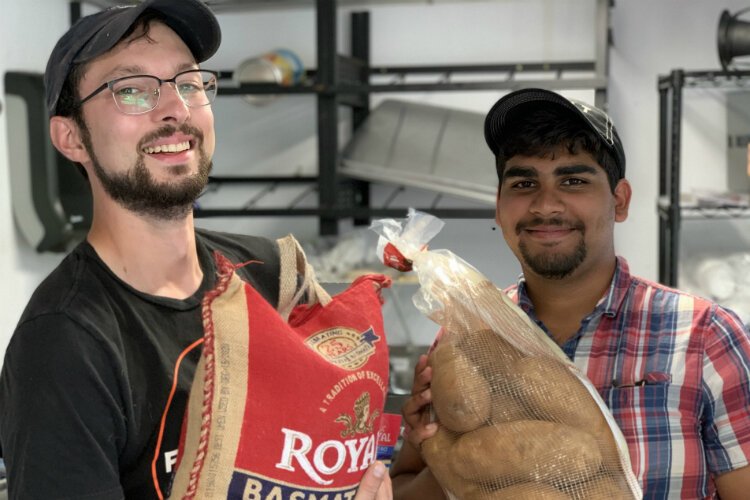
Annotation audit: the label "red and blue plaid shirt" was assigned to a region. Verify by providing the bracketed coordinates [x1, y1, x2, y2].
[506, 257, 750, 499]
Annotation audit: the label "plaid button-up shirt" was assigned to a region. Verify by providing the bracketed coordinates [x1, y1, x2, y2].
[505, 257, 750, 499]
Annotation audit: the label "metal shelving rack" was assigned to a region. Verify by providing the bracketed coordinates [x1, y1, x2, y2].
[657, 68, 750, 286]
[71, 0, 612, 236]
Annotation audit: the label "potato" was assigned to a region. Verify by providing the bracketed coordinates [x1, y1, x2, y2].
[422, 428, 506, 499]
[513, 356, 601, 427]
[484, 482, 570, 500]
[563, 474, 634, 500]
[451, 420, 602, 487]
[421, 427, 465, 497]
[440, 295, 492, 337]
[486, 385, 528, 424]
[456, 329, 524, 379]
[429, 342, 491, 432]
[447, 327, 528, 426]
[512, 356, 622, 472]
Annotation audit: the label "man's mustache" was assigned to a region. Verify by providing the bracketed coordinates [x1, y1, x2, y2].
[516, 217, 585, 235]
[137, 124, 204, 151]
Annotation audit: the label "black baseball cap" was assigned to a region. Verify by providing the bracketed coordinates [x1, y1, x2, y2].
[484, 88, 626, 180]
[44, 0, 221, 117]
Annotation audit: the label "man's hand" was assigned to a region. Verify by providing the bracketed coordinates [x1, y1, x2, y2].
[354, 461, 392, 499]
[401, 354, 437, 450]
[715, 464, 750, 500]
[390, 353, 446, 499]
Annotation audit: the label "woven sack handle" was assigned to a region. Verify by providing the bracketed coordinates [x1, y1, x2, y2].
[277, 234, 332, 321]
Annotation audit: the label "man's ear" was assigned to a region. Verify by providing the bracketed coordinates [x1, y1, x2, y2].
[613, 178, 631, 222]
[49, 116, 90, 164]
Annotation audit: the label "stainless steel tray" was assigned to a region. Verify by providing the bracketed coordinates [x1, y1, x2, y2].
[341, 99, 497, 205]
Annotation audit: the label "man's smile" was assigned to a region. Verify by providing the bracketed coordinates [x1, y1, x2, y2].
[139, 128, 202, 163]
[142, 140, 191, 154]
[522, 225, 578, 242]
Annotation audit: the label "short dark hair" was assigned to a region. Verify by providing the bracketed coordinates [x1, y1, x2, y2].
[56, 10, 166, 120]
[494, 105, 621, 193]
[54, 11, 166, 179]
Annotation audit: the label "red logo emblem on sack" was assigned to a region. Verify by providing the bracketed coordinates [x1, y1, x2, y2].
[305, 327, 380, 370]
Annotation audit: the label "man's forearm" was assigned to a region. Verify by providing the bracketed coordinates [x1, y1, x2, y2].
[392, 468, 446, 500]
[715, 464, 750, 500]
[390, 440, 446, 500]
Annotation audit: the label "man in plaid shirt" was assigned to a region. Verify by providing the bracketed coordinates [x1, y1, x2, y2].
[391, 89, 750, 499]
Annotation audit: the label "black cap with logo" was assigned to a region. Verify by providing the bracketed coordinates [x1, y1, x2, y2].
[484, 88, 626, 180]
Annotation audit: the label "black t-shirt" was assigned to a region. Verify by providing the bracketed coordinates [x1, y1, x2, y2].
[0, 229, 280, 499]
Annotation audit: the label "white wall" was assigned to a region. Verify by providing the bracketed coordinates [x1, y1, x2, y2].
[0, 0, 73, 364]
[608, 0, 750, 284]
[1, 0, 749, 359]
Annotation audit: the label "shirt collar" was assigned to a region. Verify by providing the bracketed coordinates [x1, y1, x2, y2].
[514, 256, 631, 319]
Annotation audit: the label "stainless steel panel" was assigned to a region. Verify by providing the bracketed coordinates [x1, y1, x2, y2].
[341, 99, 497, 204]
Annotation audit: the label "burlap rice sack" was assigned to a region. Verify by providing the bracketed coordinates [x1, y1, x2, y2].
[168, 235, 391, 499]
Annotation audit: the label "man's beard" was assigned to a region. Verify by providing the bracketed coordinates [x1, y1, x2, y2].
[81, 123, 211, 220]
[516, 218, 586, 280]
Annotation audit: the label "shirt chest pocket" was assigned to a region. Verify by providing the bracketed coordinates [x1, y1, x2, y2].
[601, 376, 707, 489]
[603, 376, 700, 437]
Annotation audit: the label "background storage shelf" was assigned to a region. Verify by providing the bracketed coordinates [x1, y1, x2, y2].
[658, 68, 750, 286]
[69, 0, 611, 237]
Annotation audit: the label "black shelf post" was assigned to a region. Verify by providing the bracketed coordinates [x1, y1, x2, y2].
[70, 1, 82, 23]
[658, 76, 669, 285]
[657, 69, 684, 287]
[316, 0, 339, 235]
[350, 11, 371, 227]
[666, 70, 684, 287]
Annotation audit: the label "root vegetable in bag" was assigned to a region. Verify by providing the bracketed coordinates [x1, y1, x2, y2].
[422, 427, 509, 500]
[512, 355, 623, 473]
[372, 209, 642, 499]
[485, 483, 569, 500]
[451, 420, 602, 487]
[428, 341, 490, 433]
[420, 427, 465, 497]
[487, 386, 527, 425]
[455, 329, 527, 425]
[514, 356, 608, 430]
[564, 474, 633, 499]
[456, 328, 523, 379]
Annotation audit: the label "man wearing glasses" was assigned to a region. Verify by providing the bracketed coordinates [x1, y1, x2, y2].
[0, 0, 392, 498]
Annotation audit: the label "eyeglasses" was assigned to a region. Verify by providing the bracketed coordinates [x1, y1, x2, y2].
[77, 69, 219, 115]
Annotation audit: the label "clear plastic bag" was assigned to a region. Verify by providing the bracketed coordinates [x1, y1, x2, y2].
[372, 209, 642, 500]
